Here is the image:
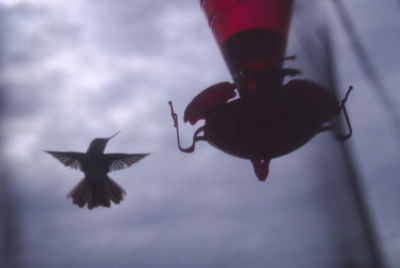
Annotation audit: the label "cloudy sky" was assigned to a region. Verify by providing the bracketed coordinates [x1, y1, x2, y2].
[1, 0, 400, 267]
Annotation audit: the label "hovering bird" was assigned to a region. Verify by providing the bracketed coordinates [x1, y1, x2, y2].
[45, 132, 149, 209]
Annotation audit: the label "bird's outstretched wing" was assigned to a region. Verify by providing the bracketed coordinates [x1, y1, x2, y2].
[45, 151, 85, 170]
[106, 153, 150, 171]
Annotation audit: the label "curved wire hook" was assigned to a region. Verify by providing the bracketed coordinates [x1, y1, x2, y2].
[336, 85, 354, 141]
[168, 101, 206, 153]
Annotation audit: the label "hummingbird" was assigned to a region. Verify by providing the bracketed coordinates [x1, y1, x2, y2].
[45, 131, 149, 209]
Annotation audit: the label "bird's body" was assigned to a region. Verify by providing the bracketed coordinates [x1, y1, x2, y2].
[46, 132, 149, 209]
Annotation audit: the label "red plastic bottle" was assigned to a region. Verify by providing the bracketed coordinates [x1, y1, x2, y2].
[200, 0, 294, 96]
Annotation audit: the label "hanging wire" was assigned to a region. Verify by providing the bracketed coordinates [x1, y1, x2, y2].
[320, 26, 387, 268]
[292, 2, 386, 266]
[332, 0, 400, 140]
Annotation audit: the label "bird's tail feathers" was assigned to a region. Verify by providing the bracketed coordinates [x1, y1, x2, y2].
[67, 177, 126, 209]
[104, 177, 126, 205]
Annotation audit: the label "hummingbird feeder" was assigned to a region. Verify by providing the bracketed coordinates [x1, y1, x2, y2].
[169, 0, 353, 181]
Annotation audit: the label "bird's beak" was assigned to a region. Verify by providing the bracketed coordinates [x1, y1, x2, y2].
[107, 131, 120, 140]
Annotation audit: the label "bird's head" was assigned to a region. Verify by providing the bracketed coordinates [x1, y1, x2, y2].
[87, 131, 120, 154]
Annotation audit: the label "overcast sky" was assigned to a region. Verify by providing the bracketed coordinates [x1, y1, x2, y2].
[1, 0, 400, 267]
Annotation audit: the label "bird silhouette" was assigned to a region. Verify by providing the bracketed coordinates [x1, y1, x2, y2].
[45, 132, 149, 209]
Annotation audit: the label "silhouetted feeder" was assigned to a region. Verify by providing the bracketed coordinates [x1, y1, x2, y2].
[169, 0, 353, 181]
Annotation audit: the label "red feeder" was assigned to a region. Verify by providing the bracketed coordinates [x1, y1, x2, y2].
[200, 0, 293, 45]
[201, 0, 294, 96]
[169, 0, 353, 181]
